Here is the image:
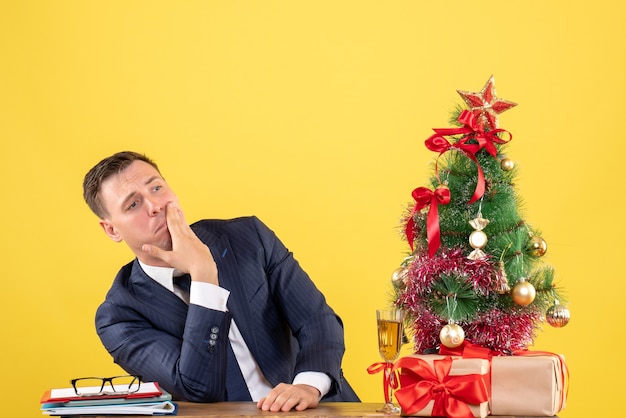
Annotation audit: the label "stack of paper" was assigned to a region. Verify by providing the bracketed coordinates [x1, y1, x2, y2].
[40, 382, 177, 416]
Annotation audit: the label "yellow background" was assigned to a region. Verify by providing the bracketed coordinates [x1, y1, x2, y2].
[1, 1, 624, 417]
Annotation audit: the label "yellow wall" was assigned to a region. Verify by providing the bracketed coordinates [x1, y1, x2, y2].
[1, 1, 623, 417]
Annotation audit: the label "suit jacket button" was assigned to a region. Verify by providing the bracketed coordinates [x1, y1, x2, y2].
[208, 346, 215, 353]
[211, 326, 219, 333]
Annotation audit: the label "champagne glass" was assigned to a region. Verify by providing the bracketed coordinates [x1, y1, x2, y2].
[376, 309, 404, 413]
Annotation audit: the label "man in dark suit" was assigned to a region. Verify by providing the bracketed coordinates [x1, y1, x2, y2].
[83, 151, 359, 411]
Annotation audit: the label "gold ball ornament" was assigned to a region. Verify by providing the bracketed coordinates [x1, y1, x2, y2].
[439, 323, 465, 348]
[512, 279, 536, 306]
[528, 236, 548, 257]
[500, 158, 515, 171]
[391, 266, 409, 290]
[546, 302, 570, 328]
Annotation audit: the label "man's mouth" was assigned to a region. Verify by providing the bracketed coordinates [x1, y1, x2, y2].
[155, 221, 168, 234]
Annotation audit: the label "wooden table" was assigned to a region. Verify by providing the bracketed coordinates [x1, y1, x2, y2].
[172, 402, 387, 417]
[118, 402, 557, 417]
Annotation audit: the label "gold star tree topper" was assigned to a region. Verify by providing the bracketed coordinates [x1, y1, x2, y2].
[457, 75, 517, 130]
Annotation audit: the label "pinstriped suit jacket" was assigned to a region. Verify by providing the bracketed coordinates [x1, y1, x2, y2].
[95, 216, 359, 402]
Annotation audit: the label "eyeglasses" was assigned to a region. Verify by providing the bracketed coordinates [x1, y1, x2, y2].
[70, 375, 142, 397]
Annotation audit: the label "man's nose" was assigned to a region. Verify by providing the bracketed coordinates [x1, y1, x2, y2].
[147, 197, 165, 215]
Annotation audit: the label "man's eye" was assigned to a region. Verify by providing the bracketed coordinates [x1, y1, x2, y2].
[154, 185, 162, 192]
[128, 201, 138, 210]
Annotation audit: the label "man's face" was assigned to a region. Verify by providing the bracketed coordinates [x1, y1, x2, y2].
[98, 160, 178, 266]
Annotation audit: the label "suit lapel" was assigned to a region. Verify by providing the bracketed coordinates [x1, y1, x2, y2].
[128, 260, 189, 329]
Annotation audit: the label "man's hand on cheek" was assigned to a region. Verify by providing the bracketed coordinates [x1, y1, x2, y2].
[142, 202, 218, 285]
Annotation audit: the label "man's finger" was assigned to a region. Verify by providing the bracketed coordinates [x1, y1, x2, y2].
[165, 203, 182, 234]
[165, 202, 191, 239]
[142, 244, 169, 263]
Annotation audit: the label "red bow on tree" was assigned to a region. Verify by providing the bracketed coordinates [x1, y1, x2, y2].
[405, 186, 451, 257]
[424, 110, 512, 204]
[430, 110, 512, 156]
[456, 110, 512, 156]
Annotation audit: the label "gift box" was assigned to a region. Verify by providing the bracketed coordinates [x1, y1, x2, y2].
[394, 355, 490, 418]
[490, 353, 567, 416]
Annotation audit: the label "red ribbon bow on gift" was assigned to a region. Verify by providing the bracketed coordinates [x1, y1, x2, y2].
[405, 186, 451, 257]
[393, 356, 489, 418]
[424, 110, 512, 205]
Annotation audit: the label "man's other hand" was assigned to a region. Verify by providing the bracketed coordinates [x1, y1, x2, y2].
[256, 383, 320, 412]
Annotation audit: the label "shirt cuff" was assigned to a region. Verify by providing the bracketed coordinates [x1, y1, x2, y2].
[189, 281, 230, 311]
[292, 372, 332, 399]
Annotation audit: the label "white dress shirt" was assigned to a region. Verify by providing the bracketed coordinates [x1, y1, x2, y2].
[138, 261, 331, 401]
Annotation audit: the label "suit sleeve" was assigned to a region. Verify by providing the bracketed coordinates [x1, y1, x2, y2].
[96, 290, 232, 402]
[250, 217, 348, 397]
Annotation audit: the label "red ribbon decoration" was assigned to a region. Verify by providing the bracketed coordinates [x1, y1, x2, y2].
[424, 110, 512, 204]
[438, 340, 500, 358]
[405, 186, 451, 257]
[393, 356, 489, 418]
[438, 340, 498, 398]
[367, 362, 399, 404]
[406, 110, 512, 256]
[425, 134, 484, 205]
[430, 110, 512, 157]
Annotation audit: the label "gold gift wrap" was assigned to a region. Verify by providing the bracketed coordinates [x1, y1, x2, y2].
[395, 355, 490, 417]
[490, 354, 567, 416]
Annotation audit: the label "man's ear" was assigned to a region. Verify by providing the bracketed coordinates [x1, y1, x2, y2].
[99, 219, 123, 243]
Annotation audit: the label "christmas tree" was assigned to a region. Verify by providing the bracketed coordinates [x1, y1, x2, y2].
[394, 76, 570, 354]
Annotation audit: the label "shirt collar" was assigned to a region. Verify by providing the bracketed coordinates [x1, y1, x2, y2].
[138, 260, 184, 293]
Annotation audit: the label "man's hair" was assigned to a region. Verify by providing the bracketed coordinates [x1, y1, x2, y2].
[83, 151, 160, 218]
